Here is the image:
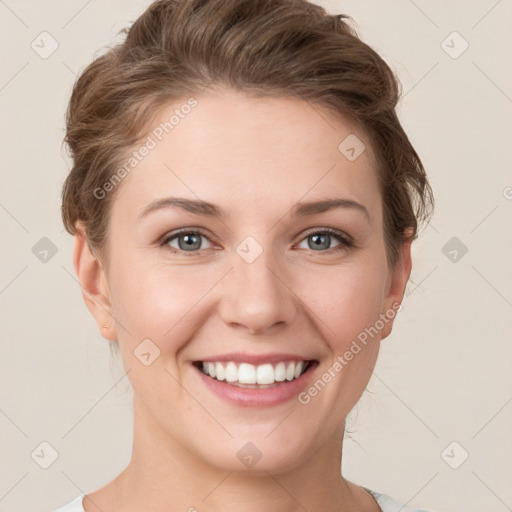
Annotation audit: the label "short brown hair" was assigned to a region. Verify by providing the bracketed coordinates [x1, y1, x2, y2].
[61, 0, 434, 268]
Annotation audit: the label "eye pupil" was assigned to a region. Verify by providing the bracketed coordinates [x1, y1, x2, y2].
[166, 229, 348, 255]
[180, 233, 201, 251]
[309, 233, 330, 250]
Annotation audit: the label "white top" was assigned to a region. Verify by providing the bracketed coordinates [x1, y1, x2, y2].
[55, 488, 434, 511]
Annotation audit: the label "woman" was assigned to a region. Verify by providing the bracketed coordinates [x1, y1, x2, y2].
[56, 0, 435, 510]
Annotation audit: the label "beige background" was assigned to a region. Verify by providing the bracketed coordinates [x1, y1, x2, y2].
[1, 1, 511, 511]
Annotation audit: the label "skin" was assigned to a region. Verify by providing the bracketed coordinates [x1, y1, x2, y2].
[74, 86, 412, 512]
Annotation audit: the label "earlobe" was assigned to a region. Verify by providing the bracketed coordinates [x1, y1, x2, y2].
[73, 225, 117, 341]
[380, 235, 413, 340]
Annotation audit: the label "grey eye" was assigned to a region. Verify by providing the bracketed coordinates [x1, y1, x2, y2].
[165, 231, 212, 252]
[297, 231, 347, 252]
[308, 233, 334, 251]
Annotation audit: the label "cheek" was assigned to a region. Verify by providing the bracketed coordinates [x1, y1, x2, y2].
[296, 258, 389, 351]
[109, 246, 389, 349]
[108, 253, 220, 352]
[293, 261, 388, 414]
[107, 258, 216, 401]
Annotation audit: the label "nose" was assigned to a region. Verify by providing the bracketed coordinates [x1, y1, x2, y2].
[218, 246, 298, 335]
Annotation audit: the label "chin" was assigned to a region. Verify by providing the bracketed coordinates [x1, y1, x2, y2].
[193, 433, 311, 476]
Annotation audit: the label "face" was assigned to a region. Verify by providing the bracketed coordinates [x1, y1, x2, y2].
[75, 87, 411, 475]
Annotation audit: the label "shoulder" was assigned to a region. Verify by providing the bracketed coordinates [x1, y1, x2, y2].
[364, 487, 436, 512]
[55, 489, 437, 512]
[54, 494, 86, 512]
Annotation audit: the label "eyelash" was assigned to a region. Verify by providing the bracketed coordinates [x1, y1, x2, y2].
[160, 227, 354, 257]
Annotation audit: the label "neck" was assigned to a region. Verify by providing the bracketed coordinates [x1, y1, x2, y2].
[110, 396, 370, 512]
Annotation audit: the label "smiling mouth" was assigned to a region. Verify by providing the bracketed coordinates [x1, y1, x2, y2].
[193, 360, 315, 388]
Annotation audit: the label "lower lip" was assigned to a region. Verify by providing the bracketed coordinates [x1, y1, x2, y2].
[194, 362, 317, 407]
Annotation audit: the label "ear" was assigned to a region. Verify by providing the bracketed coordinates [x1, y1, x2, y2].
[73, 224, 117, 341]
[380, 231, 413, 340]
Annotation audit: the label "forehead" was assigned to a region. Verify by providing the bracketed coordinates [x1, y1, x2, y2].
[110, 88, 382, 224]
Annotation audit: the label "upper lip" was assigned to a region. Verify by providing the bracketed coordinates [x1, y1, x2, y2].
[195, 352, 316, 365]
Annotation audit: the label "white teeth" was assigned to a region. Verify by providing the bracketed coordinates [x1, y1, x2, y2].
[285, 362, 295, 381]
[199, 360, 309, 385]
[256, 364, 274, 385]
[215, 362, 226, 381]
[225, 362, 238, 382]
[238, 363, 256, 384]
[274, 362, 286, 382]
[294, 361, 304, 379]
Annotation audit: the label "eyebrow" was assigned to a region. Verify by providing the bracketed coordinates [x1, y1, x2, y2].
[138, 196, 370, 222]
